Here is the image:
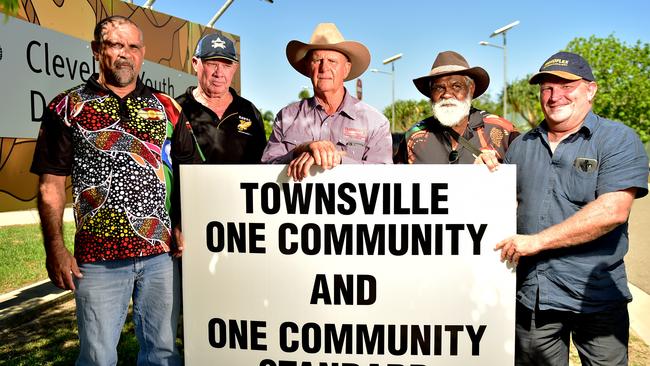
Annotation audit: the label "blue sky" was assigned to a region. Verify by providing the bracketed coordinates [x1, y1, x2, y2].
[152, 0, 650, 116]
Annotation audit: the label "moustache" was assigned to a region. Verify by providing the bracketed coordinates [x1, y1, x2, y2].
[115, 60, 134, 69]
[435, 98, 462, 107]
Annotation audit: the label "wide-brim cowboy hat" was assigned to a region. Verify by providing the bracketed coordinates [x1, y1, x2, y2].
[286, 23, 371, 82]
[412, 50, 490, 99]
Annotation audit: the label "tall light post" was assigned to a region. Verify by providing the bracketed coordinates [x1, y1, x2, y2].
[371, 53, 402, 131]
[207, 0, 273, 27]
[479, 20, 519, 119]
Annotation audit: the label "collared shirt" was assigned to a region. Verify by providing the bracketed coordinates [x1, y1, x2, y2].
[176, 87, 267, 164]
[505, 111, 649, 313]
[261, 89, 393, 164]
[31, 74, 200, 263]
[395, 108, 517, 164]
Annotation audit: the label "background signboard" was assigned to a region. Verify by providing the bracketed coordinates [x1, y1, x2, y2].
[180, 165, 517, 366]
[0, 16, 196, 139]
[0, 0, 240, 211]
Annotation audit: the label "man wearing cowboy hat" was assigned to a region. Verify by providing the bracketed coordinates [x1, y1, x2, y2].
[395, 50, 516, 166]
[262, 23, 393, 181]
[495, 51, 648, 365]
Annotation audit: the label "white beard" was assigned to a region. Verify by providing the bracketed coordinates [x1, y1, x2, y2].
[432, 97, 472, 127]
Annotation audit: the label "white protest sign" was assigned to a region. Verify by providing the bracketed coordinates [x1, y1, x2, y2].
[181, 164, 516, 366]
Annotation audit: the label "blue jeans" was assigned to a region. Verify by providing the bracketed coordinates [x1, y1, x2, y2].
[73, 253, 181, 366]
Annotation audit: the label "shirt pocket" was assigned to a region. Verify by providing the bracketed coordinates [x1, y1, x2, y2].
[563, 158, 598, 205]
[337, 137, 367, 160]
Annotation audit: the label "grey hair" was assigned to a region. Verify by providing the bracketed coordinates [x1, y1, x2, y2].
[93, 16, 143, 44]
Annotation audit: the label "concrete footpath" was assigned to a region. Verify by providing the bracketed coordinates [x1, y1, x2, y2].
[1, 208, 650, 346]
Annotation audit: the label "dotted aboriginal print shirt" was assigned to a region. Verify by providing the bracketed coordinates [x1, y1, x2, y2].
[31, 75, 199, 263]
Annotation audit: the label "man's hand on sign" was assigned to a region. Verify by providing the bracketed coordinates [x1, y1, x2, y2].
[288, 140, 345, 181]
[474, 148, 500, 172]
[494, 234, 542, 265]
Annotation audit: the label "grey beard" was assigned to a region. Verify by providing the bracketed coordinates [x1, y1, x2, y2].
[431, 98, 471, 127]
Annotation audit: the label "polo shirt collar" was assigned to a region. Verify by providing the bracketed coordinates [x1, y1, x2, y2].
[308, 88, 357, 120]
[87, 73, 148, 98]
[533, 110, 595, 138]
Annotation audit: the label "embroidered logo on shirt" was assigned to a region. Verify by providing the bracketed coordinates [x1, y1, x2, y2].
[137, 108, 165, 121]
[238, 117, 252, 132]
[211, 38, 226, 49]
[343, 127, 367, 141]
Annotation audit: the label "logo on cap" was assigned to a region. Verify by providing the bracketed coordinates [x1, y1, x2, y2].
[543, 58, 569, 69]
[211, 38, 226, 49]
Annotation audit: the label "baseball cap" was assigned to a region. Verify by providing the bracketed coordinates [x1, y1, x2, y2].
[194, 32, 238, 62]
[529, 51, 595, 84]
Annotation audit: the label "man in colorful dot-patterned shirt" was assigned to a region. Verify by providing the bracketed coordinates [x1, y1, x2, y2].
[30, 16, 199, 365]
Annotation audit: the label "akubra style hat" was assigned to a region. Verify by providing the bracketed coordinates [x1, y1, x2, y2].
[413, 51, 490, 98]
[286, 23, 371, 81]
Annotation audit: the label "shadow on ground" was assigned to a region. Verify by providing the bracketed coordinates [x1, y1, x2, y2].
[0, 300, 141, 366]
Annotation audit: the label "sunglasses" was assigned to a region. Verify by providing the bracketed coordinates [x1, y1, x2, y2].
[448, 150, 460, 163]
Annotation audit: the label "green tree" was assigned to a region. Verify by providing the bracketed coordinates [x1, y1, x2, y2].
[506, 75, 543, 130]
[473, 92, 502, 116]
[566, 35, 650, 142]
[382, 99, 431, 132]
[298, 88, 311, 100]
[260, 110, 275, 139]
[1, 0, 19, 20]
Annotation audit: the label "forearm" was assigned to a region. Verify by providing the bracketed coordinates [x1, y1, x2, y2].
[533, 189, 635, 251]
[37, 174, 68, 253]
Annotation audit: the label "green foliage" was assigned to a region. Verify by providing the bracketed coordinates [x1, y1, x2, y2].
[382, 99, 432, 132]
[473, 92, 502, 116]
[260, 109, 275, 139]
[298, 88, 311, 100]
[506, 75, 543, 130]
[0, 223, 75, 293]
[566, 35, 650, 142]
[1, 0, 20, 17]
[479, 36, 649, 139]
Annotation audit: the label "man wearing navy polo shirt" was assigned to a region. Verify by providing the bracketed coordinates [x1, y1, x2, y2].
[495, 52, 648, 365]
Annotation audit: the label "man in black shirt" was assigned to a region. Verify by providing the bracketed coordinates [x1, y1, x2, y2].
[176, 32, 267, 163]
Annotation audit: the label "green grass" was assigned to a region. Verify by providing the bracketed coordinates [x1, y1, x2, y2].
[0, 223, 75, 293]
[0, 223, 183, 365]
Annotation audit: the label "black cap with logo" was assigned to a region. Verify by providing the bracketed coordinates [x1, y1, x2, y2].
[194, 32, 238, 63]
[529, 51, 595, 84]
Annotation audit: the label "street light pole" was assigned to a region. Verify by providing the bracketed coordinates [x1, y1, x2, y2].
[142, 0, 156, 9]
[391, 61, 395, 132]
[207, 0, 273, 28]
[371, 53, 402, 132]
[479, 20, 519, 119]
